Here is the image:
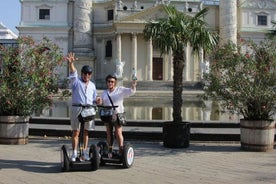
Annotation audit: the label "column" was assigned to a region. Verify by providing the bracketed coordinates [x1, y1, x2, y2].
[219, 0, 237, 45]
[148, 107, 153, 120]
[116, 33, 122, 62]
[147, 38, 153, 81]
[184, 45, 191, 81]
[199, 48, 204, 80]
[73, 0, 93, 53]
[132, 107, 137, 120]
[131, 33, 137, 72]
[168, 48, 173, 81]
[101, 38, 105, 64]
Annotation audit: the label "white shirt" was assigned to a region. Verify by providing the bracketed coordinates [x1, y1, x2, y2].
[101, 86, 136, 113]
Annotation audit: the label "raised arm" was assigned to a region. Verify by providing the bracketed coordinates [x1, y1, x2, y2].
[66, 52, 77, 73]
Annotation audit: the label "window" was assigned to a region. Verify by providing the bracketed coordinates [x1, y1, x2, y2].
[105, 40, 112, 58]
[107, 9, 114, 21]
[39, 9, 50, 20]
[257, 15, 267, 26]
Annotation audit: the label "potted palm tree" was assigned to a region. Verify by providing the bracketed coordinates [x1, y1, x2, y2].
[203, 39, 276, 152]
[143, 5, 218, 148]
[0, 36, 64, 144]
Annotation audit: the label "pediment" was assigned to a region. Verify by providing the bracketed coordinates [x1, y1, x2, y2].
[119, 5, 168, 22]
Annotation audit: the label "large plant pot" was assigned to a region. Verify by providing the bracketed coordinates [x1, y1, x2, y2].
[163, 121, 190, 148]
[0, 116, 29, 145]
[240, 119, 275, 152]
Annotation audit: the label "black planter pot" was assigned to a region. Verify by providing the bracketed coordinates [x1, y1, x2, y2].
[163, 121, 191, 148]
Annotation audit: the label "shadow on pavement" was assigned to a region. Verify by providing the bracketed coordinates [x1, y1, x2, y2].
[0, 159, 60, 173]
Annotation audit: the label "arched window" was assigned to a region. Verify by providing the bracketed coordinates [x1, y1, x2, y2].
[105, 40, 112, 58]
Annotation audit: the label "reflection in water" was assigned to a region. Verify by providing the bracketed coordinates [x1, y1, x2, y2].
[39, 97, 240, 121]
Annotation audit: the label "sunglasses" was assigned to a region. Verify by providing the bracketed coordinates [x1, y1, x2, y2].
[83, 72, 92, 75]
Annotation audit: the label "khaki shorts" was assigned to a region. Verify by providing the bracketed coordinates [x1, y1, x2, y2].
[70, 106, 95, 131]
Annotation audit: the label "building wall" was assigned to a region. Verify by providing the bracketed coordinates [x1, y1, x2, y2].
[239, 0, 276, 42]
[17, 0, 276, 85]
[18, 0, 72, 81]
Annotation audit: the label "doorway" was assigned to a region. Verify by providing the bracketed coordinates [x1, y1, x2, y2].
[153, 57, 163, 80]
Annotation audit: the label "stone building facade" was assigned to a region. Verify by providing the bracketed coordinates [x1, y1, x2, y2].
[17, 0, 276, 87]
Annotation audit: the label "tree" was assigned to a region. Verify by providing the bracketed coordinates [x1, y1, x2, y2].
[143, 5, 218, 123]
[0, 36, 65, 116]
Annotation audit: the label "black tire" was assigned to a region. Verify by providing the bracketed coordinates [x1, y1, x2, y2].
[122, 143, 134, 168]
[97, 141, 108, 166]
[89, 144, 100, 171]
[61, 145, 70, 172]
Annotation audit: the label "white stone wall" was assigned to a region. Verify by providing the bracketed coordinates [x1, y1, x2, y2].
[20, 0, 69, 27]
[239, 0, 276, 42]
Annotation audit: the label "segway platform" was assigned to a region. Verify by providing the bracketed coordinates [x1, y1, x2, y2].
[98, 105, 135, 168]
[97, 141, 134, 168]
[60, 105, 99, 172]
[61, 144, 100, 172]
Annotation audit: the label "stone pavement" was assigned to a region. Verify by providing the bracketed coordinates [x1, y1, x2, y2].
[0, 136, 275, 184]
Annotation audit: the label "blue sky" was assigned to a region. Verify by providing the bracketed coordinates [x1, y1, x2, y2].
[0, 0, 20, 35]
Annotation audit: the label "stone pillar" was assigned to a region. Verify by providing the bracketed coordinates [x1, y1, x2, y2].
[131, 33, 137, 73]
[132, 107, 137, 120]
[199, 48, 204, 79]
[148, 107, 153, 120]
[168, 49, 173, 81]
[116, 33, 122, 62]
[73, 0, 93, 54]
[219, 0, 237, 45]
[147, 38, 153, 81]
[72, 0, 95, 78]
[184, 45, 191, 81]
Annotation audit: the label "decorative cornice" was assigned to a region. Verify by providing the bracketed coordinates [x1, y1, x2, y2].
[240, 0, 276, 9]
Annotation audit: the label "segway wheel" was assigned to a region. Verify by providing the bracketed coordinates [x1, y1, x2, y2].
[122, 143, 134, 168]
[89, 144, 100, 171]
[61, 145, 70, 172]
[97, 141, 108, 166]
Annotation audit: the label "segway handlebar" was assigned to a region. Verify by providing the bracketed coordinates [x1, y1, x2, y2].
[72, 104, 97, 108]
[97, 105, 118, 109]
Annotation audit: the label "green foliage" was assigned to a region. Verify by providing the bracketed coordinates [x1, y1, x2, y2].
[203, 39, 276, 120]
[0, 36, 65, 116]
[143, 5, 218, 123]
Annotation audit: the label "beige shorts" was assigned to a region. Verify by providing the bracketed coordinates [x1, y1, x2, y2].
[70, 106, 95, 131]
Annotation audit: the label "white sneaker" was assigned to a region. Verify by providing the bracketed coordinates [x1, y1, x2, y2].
[83, 151, 90, 161]
[71, 151, 77, 162]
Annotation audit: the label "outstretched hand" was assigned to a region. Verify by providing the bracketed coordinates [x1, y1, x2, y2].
[66, 52, 77, 64]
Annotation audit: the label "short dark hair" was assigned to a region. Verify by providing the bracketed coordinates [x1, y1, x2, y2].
[105, 74, 117, 82]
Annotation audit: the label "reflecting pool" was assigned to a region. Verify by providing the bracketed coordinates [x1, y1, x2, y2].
[37, 97, 240, 122]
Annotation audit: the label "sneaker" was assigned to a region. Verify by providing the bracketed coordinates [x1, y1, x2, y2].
[71, 152, 77, 162]
[83, 151, 90, 161]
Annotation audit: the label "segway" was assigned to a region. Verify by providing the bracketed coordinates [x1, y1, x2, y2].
[61, 105, 100, 172]
[97, 105, 134, 168]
